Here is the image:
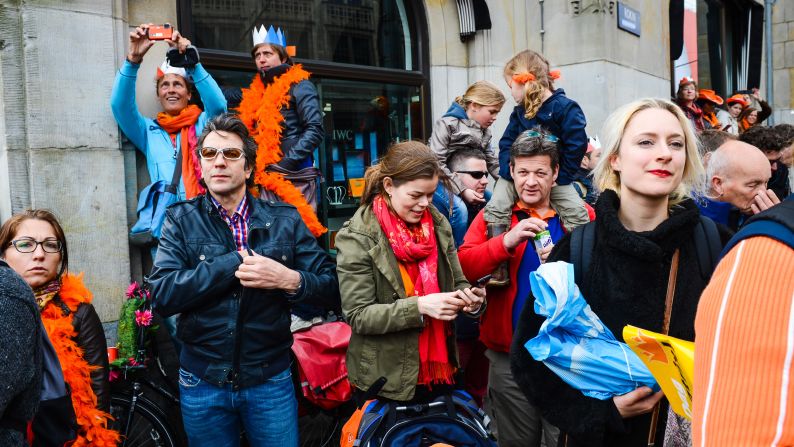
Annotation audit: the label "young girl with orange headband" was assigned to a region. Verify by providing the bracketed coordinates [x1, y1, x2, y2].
[480, 50, 590, 286]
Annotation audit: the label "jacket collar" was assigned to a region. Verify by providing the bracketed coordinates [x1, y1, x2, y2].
[348, 204, 455, 296]
[200, 193, 274, 230]
[595, 189, 700, 260]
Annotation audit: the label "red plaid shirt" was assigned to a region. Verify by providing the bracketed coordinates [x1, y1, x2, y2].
[210, 194, 251, 251]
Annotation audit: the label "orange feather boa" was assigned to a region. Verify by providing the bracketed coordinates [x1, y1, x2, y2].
[40, 273, 119, 447]
[237, 65, 327, 236]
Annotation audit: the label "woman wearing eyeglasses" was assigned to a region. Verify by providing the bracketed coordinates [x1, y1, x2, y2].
[0, 210, 118, 446]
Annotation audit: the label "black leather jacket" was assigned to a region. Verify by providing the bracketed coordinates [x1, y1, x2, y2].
[150, 194, 339, 388]
[71, 303, 110, 412]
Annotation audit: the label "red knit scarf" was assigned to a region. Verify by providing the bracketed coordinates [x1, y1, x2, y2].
[156, 104, 205, 199]
[372, 196, 455, 385]
[39, 274, 119, 446]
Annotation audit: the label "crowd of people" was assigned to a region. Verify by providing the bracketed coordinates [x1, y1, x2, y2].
[1, 22, 793, 447]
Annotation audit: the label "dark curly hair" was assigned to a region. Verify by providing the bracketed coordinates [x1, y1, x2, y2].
[739, 126, 787, 153]
[774, 124, 794, 147]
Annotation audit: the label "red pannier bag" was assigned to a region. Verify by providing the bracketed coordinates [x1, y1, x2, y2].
[291, 321, 353, 410]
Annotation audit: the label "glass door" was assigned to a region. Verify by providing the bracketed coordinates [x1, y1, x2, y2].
[316, 78, 422, 252]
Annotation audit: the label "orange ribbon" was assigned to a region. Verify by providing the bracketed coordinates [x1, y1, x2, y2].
[512, 72, 536, 84]
[549, 70, 561, 80]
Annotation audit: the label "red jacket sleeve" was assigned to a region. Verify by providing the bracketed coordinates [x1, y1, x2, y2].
[458, 210, 514, 283]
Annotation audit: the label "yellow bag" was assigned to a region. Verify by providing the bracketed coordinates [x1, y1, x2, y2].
[623, 325, 694, 420]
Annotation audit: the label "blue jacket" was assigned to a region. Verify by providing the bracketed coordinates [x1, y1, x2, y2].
[150, 194, 339, 388]
[498, 89, 587, 185]
[696, 197, 743, 232]
[110, 60, 227, 201]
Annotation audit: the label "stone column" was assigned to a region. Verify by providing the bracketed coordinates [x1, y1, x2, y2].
[0, 0, 132, 321]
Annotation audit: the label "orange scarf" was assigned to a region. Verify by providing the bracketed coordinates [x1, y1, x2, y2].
[40, 274, 119, 447]
[703, 111, 721, 129]
[237, 65, 326, 237]
[156, 105, 205, 199]
[372, 196, 455, 385]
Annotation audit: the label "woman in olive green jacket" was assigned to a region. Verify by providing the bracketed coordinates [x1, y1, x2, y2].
[336, 141, 486, 403]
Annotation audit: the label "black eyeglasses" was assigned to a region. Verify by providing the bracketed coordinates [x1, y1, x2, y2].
[199, 147, 245, 160]
[455, 171, 489, 179]
[9, 238, 62, 253]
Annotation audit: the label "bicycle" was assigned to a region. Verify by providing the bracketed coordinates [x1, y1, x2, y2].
[109, 282, 186, 447]
[110, 281, 350, 447]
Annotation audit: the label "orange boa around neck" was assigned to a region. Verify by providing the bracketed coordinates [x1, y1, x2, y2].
[40, 273, 119, 447]
[156, 105, 205, 199]
[237, 65, 327, 237]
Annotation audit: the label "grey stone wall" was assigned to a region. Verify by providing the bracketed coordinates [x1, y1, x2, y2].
[425, 0, 671, 141]
[0, 0, 131, 321]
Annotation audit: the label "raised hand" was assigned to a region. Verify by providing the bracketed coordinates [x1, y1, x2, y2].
[127, 23, 156, 64]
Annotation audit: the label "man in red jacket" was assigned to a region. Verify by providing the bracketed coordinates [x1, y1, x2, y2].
[459, 129, 587, 446]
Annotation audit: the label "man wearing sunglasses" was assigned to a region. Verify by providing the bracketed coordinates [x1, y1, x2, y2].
[149, 113, 339, 446]
[432, 149, 492, 247]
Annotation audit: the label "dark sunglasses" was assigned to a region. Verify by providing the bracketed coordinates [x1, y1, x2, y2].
[456, 170, 489, 179]
[199, 146, 245, 160]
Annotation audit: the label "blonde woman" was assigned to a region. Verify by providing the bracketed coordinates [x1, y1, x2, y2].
[430, 81, 505, 245]
[511, 98, 728, 446]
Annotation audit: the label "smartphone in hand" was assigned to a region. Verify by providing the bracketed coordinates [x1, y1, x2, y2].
[475, 274, 492, 288]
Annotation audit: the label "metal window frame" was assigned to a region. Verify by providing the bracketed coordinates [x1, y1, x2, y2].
[176, 0, 432, 141]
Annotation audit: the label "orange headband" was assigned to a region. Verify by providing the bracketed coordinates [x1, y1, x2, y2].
[512, 70, 560, 85]
[512, 72, 536, 84]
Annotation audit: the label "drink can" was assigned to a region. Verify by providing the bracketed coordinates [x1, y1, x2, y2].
[107, 346, 118, 363]
[533, 230, 552, 255]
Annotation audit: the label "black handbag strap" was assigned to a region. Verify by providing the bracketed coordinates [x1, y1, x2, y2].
[165, 146, 184, 195]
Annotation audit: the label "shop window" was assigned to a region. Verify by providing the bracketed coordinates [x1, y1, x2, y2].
[177, 0, 429, 250]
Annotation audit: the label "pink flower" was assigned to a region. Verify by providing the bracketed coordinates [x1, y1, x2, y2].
[126, 282, 139, 298]
[109, 369, 121, 382]
[128, 356, 139, 366]
[135, 309, 153, 327]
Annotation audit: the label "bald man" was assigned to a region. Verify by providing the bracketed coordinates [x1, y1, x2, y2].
[698, 139, 780, 231]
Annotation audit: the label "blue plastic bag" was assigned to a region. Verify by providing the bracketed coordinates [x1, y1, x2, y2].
[524, 261, 659, 399]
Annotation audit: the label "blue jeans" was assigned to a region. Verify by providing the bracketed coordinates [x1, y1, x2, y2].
[433, 186, 491, 247]
[179, 367, 298, 447]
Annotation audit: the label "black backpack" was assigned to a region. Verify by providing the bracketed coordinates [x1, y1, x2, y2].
[569, 215, 722, 284]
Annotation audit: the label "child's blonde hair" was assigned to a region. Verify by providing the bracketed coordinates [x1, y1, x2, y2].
[455, 81, 506, 110]
[503, 50, 555, 120]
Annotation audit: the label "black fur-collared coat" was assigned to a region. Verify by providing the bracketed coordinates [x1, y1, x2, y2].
[510, 190, 726, 447]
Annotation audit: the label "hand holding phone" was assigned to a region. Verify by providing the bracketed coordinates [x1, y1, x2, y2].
[475, 274, 492, 288]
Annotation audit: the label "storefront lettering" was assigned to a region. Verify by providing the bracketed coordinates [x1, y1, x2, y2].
[333, 129, 353, 141]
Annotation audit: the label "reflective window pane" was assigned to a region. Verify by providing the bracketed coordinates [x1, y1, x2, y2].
[191, 0, 416, 70]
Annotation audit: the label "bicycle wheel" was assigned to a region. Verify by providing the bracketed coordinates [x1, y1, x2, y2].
[110, 395, 180, 447]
